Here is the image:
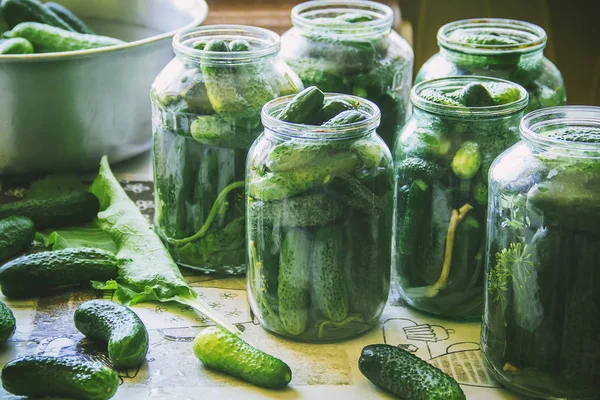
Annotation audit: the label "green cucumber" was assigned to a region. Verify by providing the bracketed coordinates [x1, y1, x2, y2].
[451, 141, 482, 179]
[326, 174, 385, 216]
[266, 141, 332, 172]
[0, 300, 16, 343]
[350, 138, 384, 169]
[0, 37, 33, 54]
[0, 0, 75, 31]
[359, 344, 466, 400]
[248, 193, 343, 228]
[193, 326, 292, 389]
[310, 225, 348, 322]
[0, 248, 120, 298]
[6, 22, 125, 53]
[1, 355, 119, 400]
[277, 86, 325, 124]
[321, 96, 357, 121]
[44, 2, 94, 34]
[0, 190, 99, 228]
[190, 115, 258, 149]
[0, 216, 34, 261]
[278, 228, 311, 335]
[323, 110, 368, 126]
[249, 152, 359, 201]
[229, 39, 250, 52]
[74, 300, 149, 369]
[459, 83, 495, 107]
[419, 88, 463, 106]
[398, 180, 429, 256]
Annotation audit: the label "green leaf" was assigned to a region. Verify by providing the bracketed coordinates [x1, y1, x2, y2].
[89, 156, 240, 334]
[36, 223, 118, 253]
[26, 174, 88, 199]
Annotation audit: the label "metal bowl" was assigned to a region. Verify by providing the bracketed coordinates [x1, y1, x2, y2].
[0, 0, 208, 175]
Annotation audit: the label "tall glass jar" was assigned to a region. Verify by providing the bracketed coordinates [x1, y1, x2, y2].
[247, 94, 393, 342]
[151, 25, 302, 274]
[482, 106, 600, 399]
[416, 19, 566, 112]
[392, 76, 529, 319]
[280, 0, 414, 149]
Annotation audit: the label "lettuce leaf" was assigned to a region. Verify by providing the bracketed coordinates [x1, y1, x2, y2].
[89, 156, 240, 334]
[36, 223, 118, 253]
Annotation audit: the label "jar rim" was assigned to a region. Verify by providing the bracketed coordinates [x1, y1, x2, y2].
[173, 25, 280, 62]
[411, 76, 529, 118]
[438, 18, 547, 55]
[291, 0, 394, 36]
[520, 106, 600, 157]
[262, 93, 381, 140]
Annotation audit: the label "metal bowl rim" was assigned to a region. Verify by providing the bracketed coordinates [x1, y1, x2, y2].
[0, 0, 208, 62]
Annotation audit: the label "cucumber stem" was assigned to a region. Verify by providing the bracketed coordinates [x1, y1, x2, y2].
[174, 295, 241, 336]
[406, 203, 474, 298]
[168, 181, 245, 246]
[316, 313, 365, 339]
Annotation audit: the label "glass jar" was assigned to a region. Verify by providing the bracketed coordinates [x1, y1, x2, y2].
[416, 18, 566, 113]
[481, 106, 600, 399]
[247, 94, 393, 342]
[392, 76, 529, 319]
[151, 25, 302, 274]
[280, 0, 414, 149]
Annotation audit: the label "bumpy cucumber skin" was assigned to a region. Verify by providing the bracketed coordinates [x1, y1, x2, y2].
[359, 344, 466, 400]
[310, 225, 348, 322]
[249, 194, 342, 228]
[277, 86, 325, 124]
[0, 300, 16, 343]
[6, 22, 124, 53]
[0, 216, 34, 262]
[74, 300, 149, 369]
[321, 97, 357, 121]
[0, 190, 99, 229]
[278, 228, 311, 335]
[193, 326, 292, 389]
[0, 37, 33, 54]
[0, 0, 75, 31]
[1, 355, 119, 400]
[44, 2, 94, 34]
[0, 248, 120, 298]
[323, 110, 368, 126]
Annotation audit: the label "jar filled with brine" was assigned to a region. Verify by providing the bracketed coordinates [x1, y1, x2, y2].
[482, 106, 600, 399]
[151, 25, 302, 274]
[392, 76, 528, 318]
[280, 0, 414, 149]
[416, 18, 565, 112]
[247, 87, 393, 341]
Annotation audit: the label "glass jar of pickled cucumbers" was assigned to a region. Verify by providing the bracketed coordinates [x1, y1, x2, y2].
[151, 25, 302, 274]
[392, 76, 528, 319]
[280, 0, 414, 149]
[247, 88, 393, 341]
[481, 106, 600, 399]
[416, 19, 566, 112]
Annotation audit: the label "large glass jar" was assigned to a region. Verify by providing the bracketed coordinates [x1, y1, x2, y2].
[247, 94, 393, 342]
[151, 25, 302, 274]
[392, 76, 528, 319]
[416, 19, 566, 113]
[481, 106, 600, 399]
[280, 0, 414, 149]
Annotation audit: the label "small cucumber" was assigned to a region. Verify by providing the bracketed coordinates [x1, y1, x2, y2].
[0, 190, 99, 229]
[359, 344, 466, 400]
[190, 115, 258, 149]
[321, 96, 357, 121]
[44, 2, 94, 34]
[0, 0, 75, 31]
[0, 248, 120, 298]
[310, 225, 348, 322]
[398, 180, 430, 256]
[74, 300, 149, 369]
[0, 216, 34, 262]
[6, 22, 125, 53]
[278, 228, 311, 335]
[0, 300, 16, 343]
[229, 39, 250, 51]
[1, 355, 119, 400]
[322, 110, 368, 126]
[451, 141, 482, 180]
[419, 88, 463, 106]
[459, 83, 495, 107]
[277, 86, 325, 124]
[0, 37, 33, 54]
[193, 326, 292, 389]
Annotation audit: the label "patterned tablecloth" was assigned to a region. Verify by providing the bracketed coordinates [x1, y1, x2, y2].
[0, 180, 521, 400]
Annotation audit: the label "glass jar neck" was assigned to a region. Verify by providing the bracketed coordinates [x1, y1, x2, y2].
[521, 106, 600, 159]
[262, 94, 380, 141]
[291, 0, 393, 38]
[411, 76, 528, 119]
[438, 18, 547, 66]
[173, 25, 280, 65]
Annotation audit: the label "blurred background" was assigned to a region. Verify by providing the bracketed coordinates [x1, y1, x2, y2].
[204, 0, 599, 106]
